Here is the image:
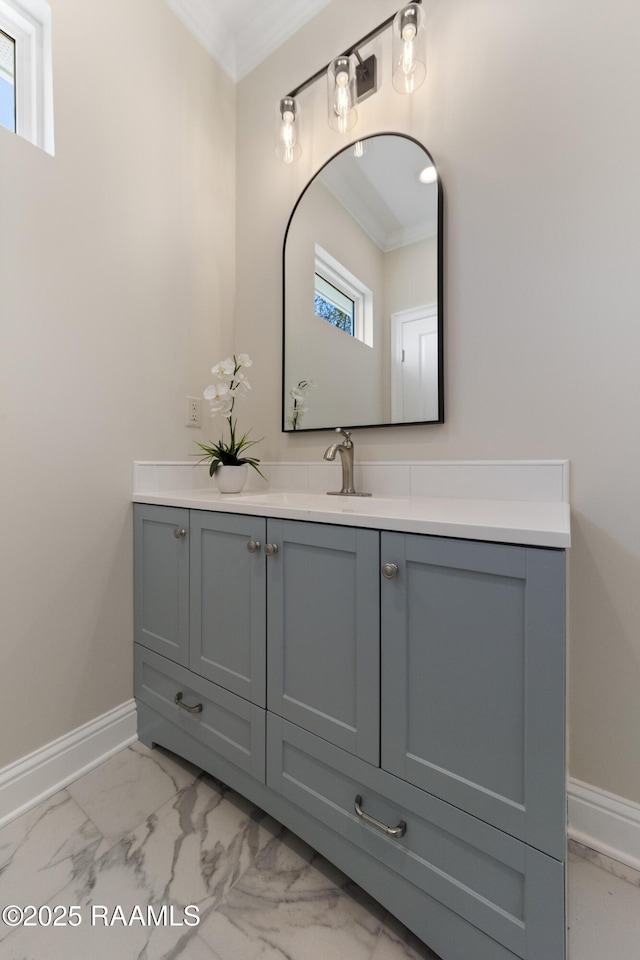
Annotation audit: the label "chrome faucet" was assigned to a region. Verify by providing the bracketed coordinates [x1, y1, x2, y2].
[324, 429, 371, 497]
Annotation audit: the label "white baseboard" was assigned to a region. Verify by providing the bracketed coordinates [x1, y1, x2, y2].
[568, 777, 640, 872]
[0, 700, 137, 829]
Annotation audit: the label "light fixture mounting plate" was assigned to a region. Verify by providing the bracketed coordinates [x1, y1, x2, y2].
[355, 54, 377, 102]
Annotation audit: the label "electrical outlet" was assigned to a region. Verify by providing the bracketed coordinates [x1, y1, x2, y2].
[185, 396, 202, 428]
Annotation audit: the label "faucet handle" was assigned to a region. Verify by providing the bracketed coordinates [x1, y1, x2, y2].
[335, 428, 352, 445]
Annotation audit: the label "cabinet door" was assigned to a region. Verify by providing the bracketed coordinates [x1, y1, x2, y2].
[267, 519, 380, 765]
[381, 533, 565, 860]
[134, 504, 189, 666]
[190, 511, 266, 707]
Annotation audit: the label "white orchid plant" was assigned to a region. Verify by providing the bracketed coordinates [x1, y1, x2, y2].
[195, 354, 264, 478]
[288, 378, 315, 430]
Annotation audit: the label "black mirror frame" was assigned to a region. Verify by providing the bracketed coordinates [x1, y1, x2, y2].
[282, 132, 444, 433]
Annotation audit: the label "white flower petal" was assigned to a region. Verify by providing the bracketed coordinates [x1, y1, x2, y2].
[205, 382, 230, 402]
[208, 394, 233, 416]
[211, 357, 235, 377]
[237, 353, 252, 367]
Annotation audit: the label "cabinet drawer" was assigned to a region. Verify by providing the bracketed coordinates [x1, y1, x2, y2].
[135, 645, 265, 782]
[267, 715, 564, 960]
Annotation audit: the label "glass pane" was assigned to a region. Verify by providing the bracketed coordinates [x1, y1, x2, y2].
[314, 274, 355, 335]
[0, 29, 16, 134]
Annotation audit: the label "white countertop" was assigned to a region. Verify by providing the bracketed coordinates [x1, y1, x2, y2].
[133, 488, 570, 548]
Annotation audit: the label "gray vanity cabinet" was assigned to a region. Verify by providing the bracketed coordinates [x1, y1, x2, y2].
[266, 519, 380, 764]
[134, 502, 566, 960]
[134, 504, 190, 666]
[380, 533, 566, 861]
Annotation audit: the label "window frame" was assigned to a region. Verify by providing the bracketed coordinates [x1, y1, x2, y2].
[0, 27, 17, 132]
[0, 0, 53, 154]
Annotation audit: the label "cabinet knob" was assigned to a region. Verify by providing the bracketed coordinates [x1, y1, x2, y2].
[247, 540, 262, 553]
[173, 528, 187, 539]
[264, 543, 279, 556]
[381, 562, 398, 579]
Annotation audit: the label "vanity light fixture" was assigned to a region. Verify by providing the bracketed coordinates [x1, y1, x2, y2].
[276, 97, 301, 164]
[276, 0, 424, 162]
[392, 3, 426, 94]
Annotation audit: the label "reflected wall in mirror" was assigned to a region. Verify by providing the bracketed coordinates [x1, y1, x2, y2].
[283, 133, 443, 432]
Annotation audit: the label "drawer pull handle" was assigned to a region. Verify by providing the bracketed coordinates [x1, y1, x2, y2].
[173, 528, 187, 539]
[265, 543, 279, 556]
[174, 692, 203, 714]
[247, 540, 262, 553]
[354, 795, 406, 838]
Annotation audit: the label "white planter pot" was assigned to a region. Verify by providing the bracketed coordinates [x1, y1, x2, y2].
[215, 464, 248, 494]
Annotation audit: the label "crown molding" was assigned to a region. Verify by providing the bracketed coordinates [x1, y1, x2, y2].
[234, 0, 332, 81]
[163, 0, 236, 79]
[163, 0, 332, 83]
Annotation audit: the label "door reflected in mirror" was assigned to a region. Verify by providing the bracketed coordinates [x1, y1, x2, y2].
[283, 133, 443, 432]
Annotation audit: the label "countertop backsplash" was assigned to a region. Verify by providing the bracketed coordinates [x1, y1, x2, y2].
[134, 459, 569, 503]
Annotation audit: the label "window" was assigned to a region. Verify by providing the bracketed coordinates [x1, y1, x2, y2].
[0, 0, 54, 154]
[314, 244, 373, 347]
[0, 29, 16, 133]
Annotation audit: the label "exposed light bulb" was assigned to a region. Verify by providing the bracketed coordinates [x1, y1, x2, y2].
[328, 57, 357, 133]
[401, 23, 417, 83]
[334, 70, 351, 132]
[280, 120, 295, 163]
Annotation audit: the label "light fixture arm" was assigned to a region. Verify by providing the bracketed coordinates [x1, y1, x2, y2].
[353, 50, 366, 71]
[285, 0, 423, 100]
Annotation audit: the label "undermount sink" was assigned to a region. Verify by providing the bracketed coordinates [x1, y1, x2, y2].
[225, 492, 410, 513]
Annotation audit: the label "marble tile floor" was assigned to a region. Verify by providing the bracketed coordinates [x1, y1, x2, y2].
[0, 741, 636, 960]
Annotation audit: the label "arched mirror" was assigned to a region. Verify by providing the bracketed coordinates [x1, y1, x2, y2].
[282, 133, 443, 432]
